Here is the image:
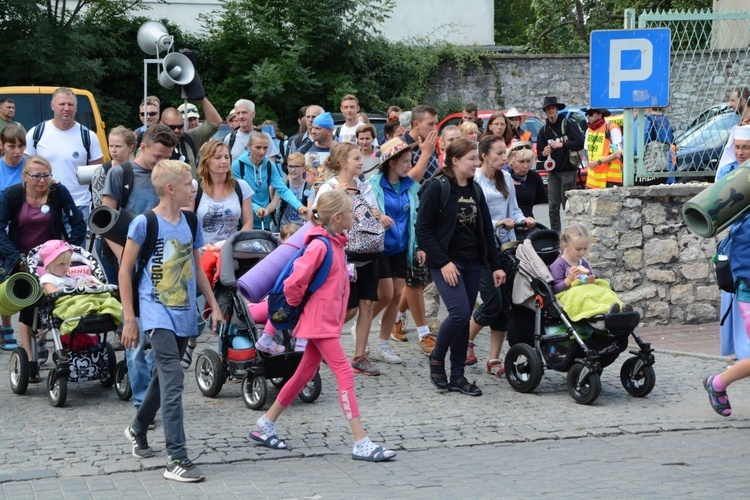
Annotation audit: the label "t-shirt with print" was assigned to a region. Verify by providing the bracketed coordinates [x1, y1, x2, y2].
[127, 212, 205, 337]
[305, 144, 332, 183]
[196, 179, 254, 245]
[404, 131, 439, 181]
[448, 183, 481, 266]
[103, 161, 159, 214]
[279, 181, 314, 226]
[24, 121, 104, 206]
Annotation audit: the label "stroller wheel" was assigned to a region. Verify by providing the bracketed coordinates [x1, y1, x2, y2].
[195, 349, 225, 397]
[620, 357, 656, 397]
[270, 377, 286, 389]
[47, 369, 68, 408]
[566, 363, 601, 405]
[242, 374, 268, 410]
[298, 371, 322, 403]
[9, 347, 30, 395]
[101, 342, 117, 388]
[505, 343, 543, 393]
[115, 359, 132, 401]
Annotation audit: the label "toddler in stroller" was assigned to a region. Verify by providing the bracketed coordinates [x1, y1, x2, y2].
[8, 240, 120, 407]
[504, 228, 655, 405]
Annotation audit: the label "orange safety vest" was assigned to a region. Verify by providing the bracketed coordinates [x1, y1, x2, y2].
[520, 130, 531, 142]
[585, 123, 622, 189]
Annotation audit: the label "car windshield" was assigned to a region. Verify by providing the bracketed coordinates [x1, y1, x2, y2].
[677, 113, 740, 150]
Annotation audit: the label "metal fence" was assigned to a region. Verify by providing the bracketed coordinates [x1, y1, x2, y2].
[632, 9, 750, 181]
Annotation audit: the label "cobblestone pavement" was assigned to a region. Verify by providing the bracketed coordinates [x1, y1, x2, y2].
[1, 318, 749, 497]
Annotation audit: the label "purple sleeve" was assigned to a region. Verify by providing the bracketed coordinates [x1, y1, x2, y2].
[580, 258, 595, 276]
[549, 257, 570, 293]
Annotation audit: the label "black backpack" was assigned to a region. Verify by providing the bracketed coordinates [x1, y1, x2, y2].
[132, 209, 198, 316]
[274, 180, 311, 226]
[32, 121, 91, 164]
[98, 161, 136, 260]
[237, 157, 273, 185]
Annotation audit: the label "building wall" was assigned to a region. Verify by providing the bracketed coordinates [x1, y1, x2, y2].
[137, 0, 495, 45]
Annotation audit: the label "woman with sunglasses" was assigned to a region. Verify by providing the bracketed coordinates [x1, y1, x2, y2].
[464, 136, 531, 377]
[505, 141, 547, 240]
[0, 155, 85, 382]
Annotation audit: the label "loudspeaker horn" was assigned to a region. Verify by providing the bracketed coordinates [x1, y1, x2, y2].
[158, 52, 195, 89]
[137, 21, 173, 55]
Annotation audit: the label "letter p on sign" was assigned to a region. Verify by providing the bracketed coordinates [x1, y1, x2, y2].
[590, 28, 670, 109]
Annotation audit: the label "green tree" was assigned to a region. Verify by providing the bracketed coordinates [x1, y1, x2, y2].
[494, 0, 536, 46]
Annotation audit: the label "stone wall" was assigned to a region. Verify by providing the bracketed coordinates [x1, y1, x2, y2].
[564, 185, 723, 326]
[427, 50, 748, 130]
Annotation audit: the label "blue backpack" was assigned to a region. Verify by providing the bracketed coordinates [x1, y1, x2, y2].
[268, 236, 333, 329]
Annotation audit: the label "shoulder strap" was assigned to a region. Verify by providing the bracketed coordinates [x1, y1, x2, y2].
[298, 140, 314, 155]
[306, 237, 333, 295]
[119, 161, 135, 210]
[133, 210, 159, 317]
[234, 182, 243, 205]
[80, 124, 91, 164]
[32, 122, 46, 149]
[195, 184, 204, 209]
[228, 129, 238, 156]
[181, 209, 199, 243]
[266, 159, 273, 186]
[182, 134, 197, 160]
[438, 176, 451, 213]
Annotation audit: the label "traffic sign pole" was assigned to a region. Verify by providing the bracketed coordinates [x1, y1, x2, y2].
[622, 9, 635, 187]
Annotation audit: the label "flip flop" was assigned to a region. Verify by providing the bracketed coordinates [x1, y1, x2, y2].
[352, 445, 396, 462]
[249, 431, 288, 449]
[703, 376, 732, 417]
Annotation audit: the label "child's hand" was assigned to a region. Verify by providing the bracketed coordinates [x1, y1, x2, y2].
[585, 274, 595, 284]
[121, 321, 139, 349]
[380, 214, 394, 229]
[567, 266, 582, 279]
[210, 309, 224, 336]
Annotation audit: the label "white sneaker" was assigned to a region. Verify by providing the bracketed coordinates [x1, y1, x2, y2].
[371, 343, 402, 364]
[351, 324, 369, 355]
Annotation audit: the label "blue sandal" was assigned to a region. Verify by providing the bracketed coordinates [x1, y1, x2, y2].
[249, 431, 288, 450]
[703, 376, 732, 417]
[352, 445, 396, 462]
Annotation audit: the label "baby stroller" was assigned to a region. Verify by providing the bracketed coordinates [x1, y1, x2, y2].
[8, 244, 119, 407]
[194, 230, 322, 410]
[502, 229, 656, 405]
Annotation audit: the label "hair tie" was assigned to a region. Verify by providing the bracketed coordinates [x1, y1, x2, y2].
[312, 208, 320, 219]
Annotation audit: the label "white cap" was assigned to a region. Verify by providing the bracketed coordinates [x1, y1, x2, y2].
[734, 125, 750, 141]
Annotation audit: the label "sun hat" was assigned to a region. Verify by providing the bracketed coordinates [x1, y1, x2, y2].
[177, 103, 200, 119]
[734, 125, 750, 141]
[378, 138, 417, 169]
[504, 108, 527, 126]
[39, 240, 73, 265]
[312, 112, 335, 130]
[582, 107, 611, 118]
[541, 96, 566, 110]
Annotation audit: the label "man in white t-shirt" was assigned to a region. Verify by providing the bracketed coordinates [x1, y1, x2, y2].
[25, 87, 104, 220]
[336, 94, 366, 144]
[224, 99, 279, 161]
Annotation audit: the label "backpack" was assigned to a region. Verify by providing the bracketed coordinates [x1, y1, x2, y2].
[268, 236, 332, 329]
[559, 119, 587, 168]
[342, 189, 385, 259]
[33, 121, 91, 165]
[238, 157, 273, 185]
[132, 210, 198, 317]
[194, 182, 245, 229]
[418, 173, 479, 213]
[642, 114, 674, 173]
[99, 161, 136, 262]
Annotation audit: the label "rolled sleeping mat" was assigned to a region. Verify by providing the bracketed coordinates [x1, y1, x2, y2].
[88, 205, 137, 247]
[0, 272, 43, 315]
[76, 165, 99, 186]
[682, 165, 750, 238]
[237, 221, 313, 303]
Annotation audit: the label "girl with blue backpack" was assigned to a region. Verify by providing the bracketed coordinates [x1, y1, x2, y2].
[249, 190, 396, 462]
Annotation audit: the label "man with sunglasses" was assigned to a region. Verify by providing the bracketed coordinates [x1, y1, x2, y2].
[136, 97, 160, 134]
[159, 97, 222, 177]
[583, 107, 623, 189]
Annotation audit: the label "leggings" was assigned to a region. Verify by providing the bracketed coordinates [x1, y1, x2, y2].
[277, 337, 359, 420]
[430, 264, 483, 379]
[248, 302, 276, 335]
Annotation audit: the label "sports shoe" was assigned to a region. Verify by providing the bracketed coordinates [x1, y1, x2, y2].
[418, 334, 436, 355]
[465, 341, 478, 365]
[0, 328, 17, 351]
[371, 343, 402, 364]
[427, 320, 442, 335]
[164, 456, 204, 483]
[124, 425, 155, 459]
[390, 320, 407, 342]
[352, 356, 380, 376]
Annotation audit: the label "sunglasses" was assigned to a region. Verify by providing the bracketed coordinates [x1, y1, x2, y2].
[166, 123, 185, 130]
[510, 143, 532, 152]
[145, 111, 158, 117]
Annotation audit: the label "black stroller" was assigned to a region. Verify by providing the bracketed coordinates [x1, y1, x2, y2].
[194, 230, 322, 410]
[9, 245, 119, 407]
[503, 229, 656, 405]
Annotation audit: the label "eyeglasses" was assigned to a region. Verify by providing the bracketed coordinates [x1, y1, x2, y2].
[288, 164, 305, 169]
[510, 143, 532, 152]
[27, 173, 52, 181]
[144, 111, 159, 117]
[733, 144, 750, 152]
[166, 123, 184, 130]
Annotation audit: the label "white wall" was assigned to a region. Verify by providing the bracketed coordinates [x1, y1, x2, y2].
[138, 0, 495, 45]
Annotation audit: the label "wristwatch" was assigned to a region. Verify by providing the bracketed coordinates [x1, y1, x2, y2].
[596, 159, 602, 166]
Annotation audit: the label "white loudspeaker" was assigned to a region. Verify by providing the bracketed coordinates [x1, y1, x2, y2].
[158, 52, 195, 89]
[137, 21, 173, 55]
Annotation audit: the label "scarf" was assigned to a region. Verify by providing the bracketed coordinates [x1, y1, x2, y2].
[505, 165, 527, 189]
[587, 117, 605, 131]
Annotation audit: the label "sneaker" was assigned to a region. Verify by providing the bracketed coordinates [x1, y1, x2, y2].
[622, 303, 634, 312]
[390, 320, 408, 342]
[447, 377, 482, 396]
[427, 320, 442, 335]
[164, 456, 204, 483]
[0, 328, 17, 351]
[256, 336, 285, 355]
[352, 356, 380, 376]
[608, 303, 621, 314]
[371, 343, 402, 364]
[418, 334, 436, 355]
[124, 425, 155, 459]
[465, 341, 478, 366]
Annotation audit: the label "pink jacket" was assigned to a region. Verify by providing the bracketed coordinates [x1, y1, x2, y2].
[284, 225, 350, 339]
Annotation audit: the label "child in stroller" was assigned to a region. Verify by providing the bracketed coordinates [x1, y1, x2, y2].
[8, 240, 120, 407]
[504, 228, 655, 405]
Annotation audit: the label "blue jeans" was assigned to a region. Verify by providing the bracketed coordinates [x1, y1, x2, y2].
[126, 317, 154, 409]
[94, 237, 119, 285]
[133, 329, 189, 459]
[430, 264, 482, 379]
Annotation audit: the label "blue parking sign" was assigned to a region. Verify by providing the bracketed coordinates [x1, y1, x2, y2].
[590, 29, 671, 108]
